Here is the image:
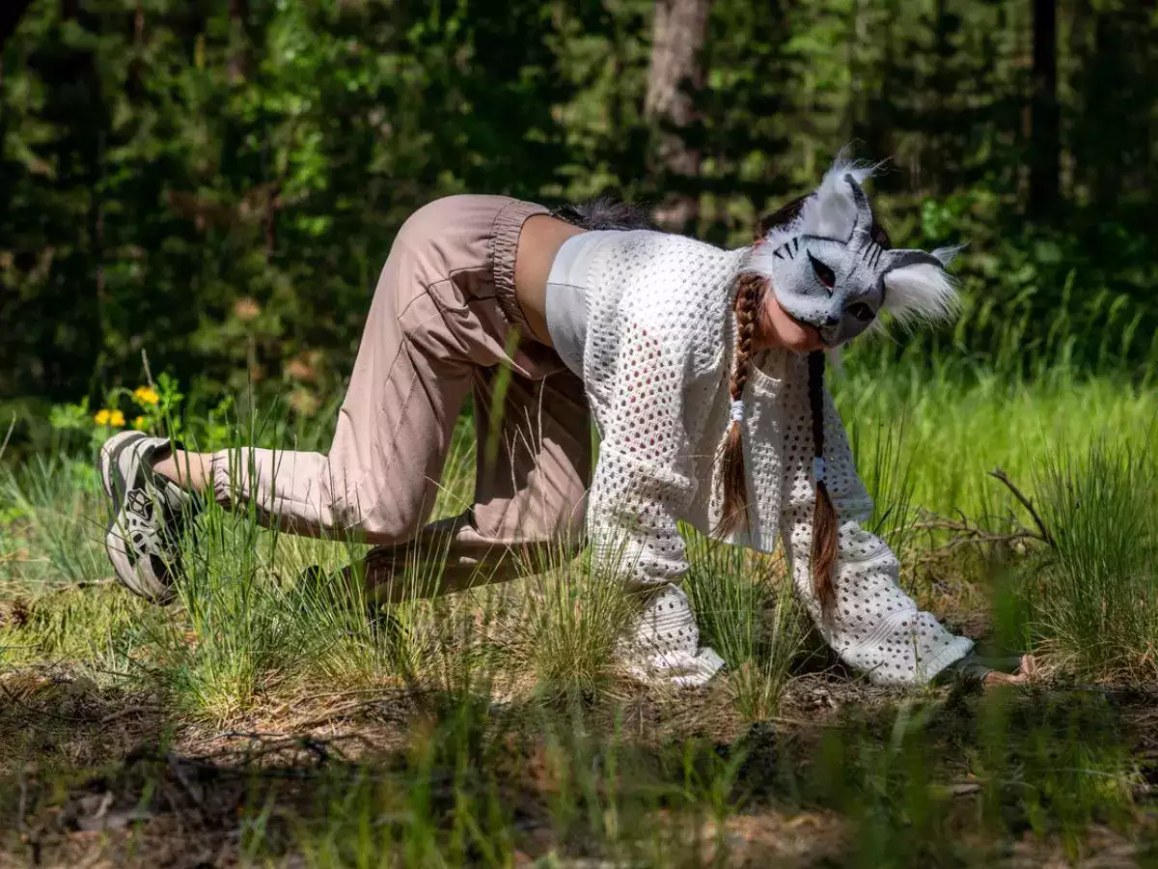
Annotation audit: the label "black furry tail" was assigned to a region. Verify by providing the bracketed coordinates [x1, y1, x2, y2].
[551, 195, 661, 232]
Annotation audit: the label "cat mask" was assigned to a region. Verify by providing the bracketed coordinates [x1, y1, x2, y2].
[746, 161, 960, 347]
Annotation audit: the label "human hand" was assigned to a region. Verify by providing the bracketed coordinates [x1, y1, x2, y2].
[983, 654, 1038, 687]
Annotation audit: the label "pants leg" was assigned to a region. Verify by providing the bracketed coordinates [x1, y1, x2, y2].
[360, 365, 591, 601]
[209, 283, 473, 544]
[210, 195, 536, 544]
[210, 194, 592, 597]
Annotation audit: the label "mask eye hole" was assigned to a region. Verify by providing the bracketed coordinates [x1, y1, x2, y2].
[849, 302, 875, 323]
[808, 252, 836, 289]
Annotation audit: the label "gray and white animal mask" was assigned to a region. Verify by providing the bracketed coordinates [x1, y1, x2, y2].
[746, 160, 961, 347]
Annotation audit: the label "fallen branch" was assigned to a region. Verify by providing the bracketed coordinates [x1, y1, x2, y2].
[178, 730, 372, 772]
[100, 704, 164, 725]
[912, 508, 1044, 563]
[988, 467, 1056, 547]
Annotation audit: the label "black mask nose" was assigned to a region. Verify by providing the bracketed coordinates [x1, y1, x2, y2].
[824, 314, 841, 327]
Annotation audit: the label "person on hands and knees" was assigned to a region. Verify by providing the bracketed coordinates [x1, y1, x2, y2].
[99, 158, 1034, 689]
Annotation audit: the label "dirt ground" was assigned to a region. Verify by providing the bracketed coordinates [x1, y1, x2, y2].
[2, 663, 1156, 868]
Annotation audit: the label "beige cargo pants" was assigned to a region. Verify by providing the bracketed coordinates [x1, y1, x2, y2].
[210, 195, 592, 600]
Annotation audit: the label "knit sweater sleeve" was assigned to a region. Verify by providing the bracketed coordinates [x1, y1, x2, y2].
[579, 233, 744, 687]
[585, 282, 728, 686]
[585, 287, 719, 591]
[776, 358, 973, 685]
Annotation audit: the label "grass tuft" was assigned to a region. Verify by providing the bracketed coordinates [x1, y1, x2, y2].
[684, 536, 805, 719]
[511, 543, 636, 701]
[1020, 434, 1158, 681]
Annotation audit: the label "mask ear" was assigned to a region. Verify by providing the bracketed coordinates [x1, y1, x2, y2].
[881, 261, 959, 328]
[931, 244, 964, 268]
[798, 158, 876, 240]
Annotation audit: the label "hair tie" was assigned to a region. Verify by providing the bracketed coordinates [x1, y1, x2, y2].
[812, 456, 826, 483]
[729, 399, 745, 424]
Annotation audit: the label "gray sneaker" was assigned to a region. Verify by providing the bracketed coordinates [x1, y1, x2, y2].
[98, 431, 198, 604]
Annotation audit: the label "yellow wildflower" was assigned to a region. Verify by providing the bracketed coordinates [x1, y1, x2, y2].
[93, 409, 111, 426]
[134, 386, 160, 406]
[109, 410, 125, 428]
[132, 416, 147, 431]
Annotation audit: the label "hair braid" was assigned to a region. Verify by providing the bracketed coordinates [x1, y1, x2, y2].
[715, 271, 765, 538]
[807, 350, 839, 617]
[721, 192, 890, 613]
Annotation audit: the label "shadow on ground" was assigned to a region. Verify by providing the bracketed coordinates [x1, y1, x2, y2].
[1, 667, 1157, 867]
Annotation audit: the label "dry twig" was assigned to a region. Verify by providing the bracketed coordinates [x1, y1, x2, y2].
[0, 414, 15, 462]
[100, 705, 164, 725]
[912, 509, 1041, 564]
[988, 466, 1056, 547]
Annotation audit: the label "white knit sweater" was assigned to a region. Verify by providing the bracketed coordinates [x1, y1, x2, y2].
[577, 230, 973, 687]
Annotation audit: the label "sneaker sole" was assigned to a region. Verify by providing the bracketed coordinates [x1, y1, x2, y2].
[98, 431, 176, 605]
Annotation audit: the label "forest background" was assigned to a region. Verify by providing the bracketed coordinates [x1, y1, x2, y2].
[3, 4, 1158, 862]
[2, 0, 1156, 445]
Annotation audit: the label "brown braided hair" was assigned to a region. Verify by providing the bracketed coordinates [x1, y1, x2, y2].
[714, 270, 765, 538]
[717, 195, 892, 618]
[716, 197, 811, 539]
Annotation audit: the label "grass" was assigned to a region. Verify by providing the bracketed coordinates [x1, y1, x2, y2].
[513, 548, 637, 699]
[2, 356, 1158, 865]
[837, 360, 1158, 524]
[683, 537, 807, 721]
[1020, 437, 1158, 681]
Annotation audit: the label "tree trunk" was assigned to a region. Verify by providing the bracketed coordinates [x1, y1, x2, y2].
[0, 0, 34, 56]
[645, 0, 710, 232]
[228, 0, 249, 84]
[1029, 0, 1059, 217]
